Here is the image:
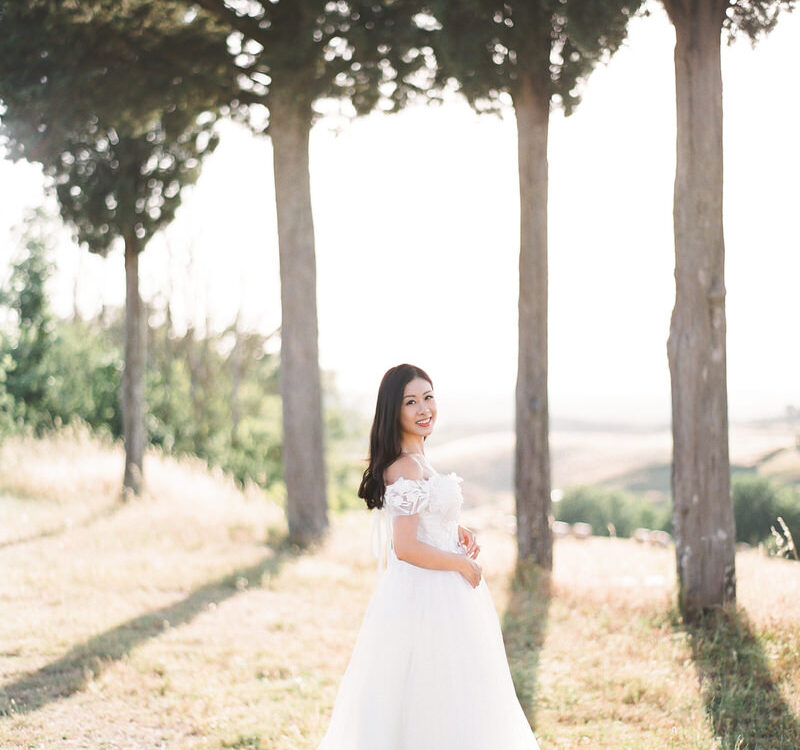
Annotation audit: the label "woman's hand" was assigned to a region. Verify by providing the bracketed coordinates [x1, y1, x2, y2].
[458, 525, 480, 559]
[458, 556, 482, 588]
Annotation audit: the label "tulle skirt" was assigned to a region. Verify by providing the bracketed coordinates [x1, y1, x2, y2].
[317, 557, 541, 750]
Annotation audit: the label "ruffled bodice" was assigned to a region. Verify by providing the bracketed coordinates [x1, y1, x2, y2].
[371, 472, 465, 576]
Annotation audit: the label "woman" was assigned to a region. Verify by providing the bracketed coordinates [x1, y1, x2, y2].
[316, 363, 541, 750]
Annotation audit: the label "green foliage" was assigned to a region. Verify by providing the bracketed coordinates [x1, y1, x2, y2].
[732, 473, 800, 547]
[0, 208, 59, 433]
[0, 207, 359, 494]
[144, 313, 285, 490]
[0, 1, 236, 164]
[555, 485, 672, 537]
[556, 477, 800, 547]
[52, 122, 220, 258]
[48, 319, 123, 435]
[426, 0, 644, 114]
[0, 299, 287, 491]
[723, 0, 797, 43]
[0, 210, 124, 437]
[0, 352, 19, 438]
[321, 382, 370, 511]
[0, 206, 282, 486]
[189, 0, 438, 128]
[221, 735, 264, 750]
[326, 455, 368, 512]
[0, 1, 236, 262]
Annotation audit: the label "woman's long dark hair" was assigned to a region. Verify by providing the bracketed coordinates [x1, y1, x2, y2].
[357, 363, 433, 510]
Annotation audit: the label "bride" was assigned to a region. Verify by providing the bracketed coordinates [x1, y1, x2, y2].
[316, 363, 541, 749]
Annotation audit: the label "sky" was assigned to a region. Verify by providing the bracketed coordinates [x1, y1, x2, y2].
[1, 3, 798, 429]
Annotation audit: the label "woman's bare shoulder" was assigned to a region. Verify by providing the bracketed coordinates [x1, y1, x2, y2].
[384, 454, 424, 486]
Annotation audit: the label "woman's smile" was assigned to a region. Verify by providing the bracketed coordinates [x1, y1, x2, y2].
[399, 376, 438, 441]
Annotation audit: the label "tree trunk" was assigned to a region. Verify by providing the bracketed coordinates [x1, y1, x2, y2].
[269, 93, 328, 546]
[665, 0, 736, 618]
[122, 231, 145, 497]
[513, 73, 553, 570]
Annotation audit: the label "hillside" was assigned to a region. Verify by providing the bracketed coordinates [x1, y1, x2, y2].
[1, 428, 799, 749]
[427, 419, 800, 501]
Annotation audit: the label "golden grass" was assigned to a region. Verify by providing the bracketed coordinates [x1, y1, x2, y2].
[1, 430, 799, 749]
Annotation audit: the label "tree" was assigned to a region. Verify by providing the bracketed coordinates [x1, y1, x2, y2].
[428, 0, 642, 568]
[660, 0, 794, 617]
[51, 120, 221, 494]
[0, 1, 236, 495]
[189, 0, 434, 544]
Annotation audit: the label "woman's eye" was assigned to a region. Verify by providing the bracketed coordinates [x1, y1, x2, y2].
[425, 394, 434, 400]
[405, 400, 414, 406]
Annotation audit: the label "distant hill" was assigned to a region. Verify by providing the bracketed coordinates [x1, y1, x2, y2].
[428, 420, 800, 501]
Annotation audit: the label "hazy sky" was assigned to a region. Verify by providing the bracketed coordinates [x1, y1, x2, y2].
[1, 4, 798, 427]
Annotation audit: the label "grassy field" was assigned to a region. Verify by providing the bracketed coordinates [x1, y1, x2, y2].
[1, 427, 799, 749]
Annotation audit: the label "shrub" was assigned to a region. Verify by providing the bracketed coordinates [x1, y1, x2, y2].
[0, 352, 20, 439]
[732, 474, 800, 547]
[555, 485, 671, 538]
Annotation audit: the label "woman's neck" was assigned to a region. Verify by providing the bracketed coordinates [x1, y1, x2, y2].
[400, 438, 425, 455]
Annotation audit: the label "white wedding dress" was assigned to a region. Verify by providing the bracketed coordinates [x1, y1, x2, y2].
[316, 465, 541, 750]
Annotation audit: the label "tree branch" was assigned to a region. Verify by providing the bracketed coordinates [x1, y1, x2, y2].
[192, 0, 271, 46]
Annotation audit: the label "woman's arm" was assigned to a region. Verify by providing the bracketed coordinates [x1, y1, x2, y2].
[393, 515, 481, 587]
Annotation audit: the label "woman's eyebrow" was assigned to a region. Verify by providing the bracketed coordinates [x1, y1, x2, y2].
[403, 390, 433, 399]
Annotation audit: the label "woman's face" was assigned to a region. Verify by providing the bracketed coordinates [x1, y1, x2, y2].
[399, 377, 437, 441]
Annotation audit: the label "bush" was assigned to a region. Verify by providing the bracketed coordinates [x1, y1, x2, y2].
[48, 319, 123, 434]
[732, 474, 800, 547]
[555, 485, 671, 538]
[0, 352, 20, 439]
[0, 208, 59, 434]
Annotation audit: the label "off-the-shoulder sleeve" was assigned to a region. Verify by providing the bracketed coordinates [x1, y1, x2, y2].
[383, 478, 430, 515]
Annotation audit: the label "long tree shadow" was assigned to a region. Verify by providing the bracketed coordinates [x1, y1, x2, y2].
[501, 559, 552, 729]
[681, 606, 800, 750]
[0, 534, 300, 717]
[0, 500, 125, 550]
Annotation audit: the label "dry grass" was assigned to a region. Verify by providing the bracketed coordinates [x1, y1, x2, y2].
[1, 430, 799, 749]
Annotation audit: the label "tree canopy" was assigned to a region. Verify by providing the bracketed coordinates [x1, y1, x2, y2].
[189, 0, 438, 125]
[426, 0, 643, 111]
[0, 0, 236, 163]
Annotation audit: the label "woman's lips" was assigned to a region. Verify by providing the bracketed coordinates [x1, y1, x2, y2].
[416, 417, 432, 427]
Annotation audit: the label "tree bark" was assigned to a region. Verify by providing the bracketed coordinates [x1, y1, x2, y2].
[122, 231, 145, 497]
[665, 0, 736, 618]
[269, 93, 329, 546]
[513, 73, 552, 570]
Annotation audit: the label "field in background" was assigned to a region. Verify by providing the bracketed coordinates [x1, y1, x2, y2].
[1, 428, 799, 749]
[428, 419, 800, 504]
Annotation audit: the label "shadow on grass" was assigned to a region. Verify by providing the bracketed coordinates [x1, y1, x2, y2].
[0, 533, 300, 717]
[681, 606, 800, 750]
[0, 500, 124, 550]
[501, 559, 551, 730]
